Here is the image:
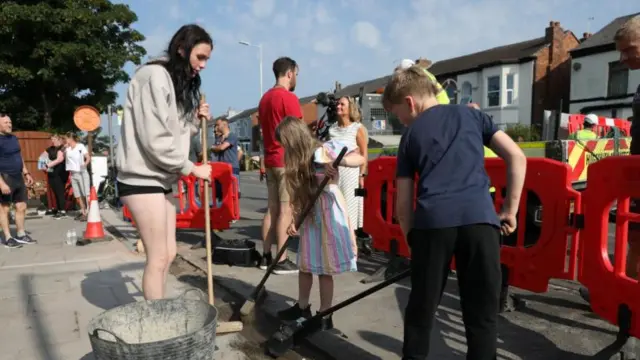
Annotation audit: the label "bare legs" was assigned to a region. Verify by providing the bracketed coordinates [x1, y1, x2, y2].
[297, 272, 335, 312]
[121, 193, 177, 300]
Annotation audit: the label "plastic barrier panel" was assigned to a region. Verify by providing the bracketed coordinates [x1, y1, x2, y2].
[362, 157, 410, 258]
[121, 163, 239, 230]
[185, 162, 239, 230]
[175, 176, 199, 229]
[362, 156, 579, 293]
[485, 158, 581, 292]
[579, 156, 640, 338]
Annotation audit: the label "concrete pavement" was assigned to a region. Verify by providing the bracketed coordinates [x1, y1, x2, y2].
[0, 211, 256, 360]
[170, 171, 630, 359]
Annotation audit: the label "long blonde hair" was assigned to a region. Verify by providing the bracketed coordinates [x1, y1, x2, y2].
[276, 116, 322, 216]
[340, 96, 361, 123]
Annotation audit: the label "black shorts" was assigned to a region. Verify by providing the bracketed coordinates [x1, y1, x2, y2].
[0, 173, 28, 204]
[117, 181, 172, 198]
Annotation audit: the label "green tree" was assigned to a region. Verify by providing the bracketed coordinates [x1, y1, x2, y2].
[0, 0, 146, 130]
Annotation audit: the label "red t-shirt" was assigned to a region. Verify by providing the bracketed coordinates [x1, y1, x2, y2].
[258, 87, 303, 168]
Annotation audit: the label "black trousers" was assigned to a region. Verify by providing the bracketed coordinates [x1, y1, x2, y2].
[403, 224, 501, 360]
[48, 172, 66, 211]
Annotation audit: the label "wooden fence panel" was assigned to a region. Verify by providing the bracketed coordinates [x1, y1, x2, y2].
[14, 131, 52, 184]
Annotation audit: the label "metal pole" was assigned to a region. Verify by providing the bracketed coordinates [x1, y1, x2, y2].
[107, 105, 114, 167]
[259, 44, 263, 97]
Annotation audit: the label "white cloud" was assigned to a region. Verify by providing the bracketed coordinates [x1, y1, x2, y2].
[315, 4, 332, 24]
[251, 0, 275, 18]
[273, 13, 288, 27]
[351, 21, 381, 49]
[313, 38, 336, 54]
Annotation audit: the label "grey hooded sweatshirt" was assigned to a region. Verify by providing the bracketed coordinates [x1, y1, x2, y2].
[116, 63, 199, 190]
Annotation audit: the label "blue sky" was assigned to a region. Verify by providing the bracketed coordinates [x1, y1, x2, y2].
[101, 0, 639, 137]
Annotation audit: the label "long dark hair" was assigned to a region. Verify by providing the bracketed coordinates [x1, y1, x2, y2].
[148, 24, 213, 117]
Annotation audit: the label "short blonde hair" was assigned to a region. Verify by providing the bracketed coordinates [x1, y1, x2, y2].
[340, 96, 361, 123]
[615, 15, 640, 42]
[383, 65, 439, 109]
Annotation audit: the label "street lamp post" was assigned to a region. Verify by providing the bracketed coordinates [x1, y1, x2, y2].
[238, 40, 263, 98]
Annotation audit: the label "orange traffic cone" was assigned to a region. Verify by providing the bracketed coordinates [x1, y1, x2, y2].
[80, 186, 107, 245]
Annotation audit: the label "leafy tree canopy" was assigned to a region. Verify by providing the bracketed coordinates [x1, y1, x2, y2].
[0, 0, 146, 131]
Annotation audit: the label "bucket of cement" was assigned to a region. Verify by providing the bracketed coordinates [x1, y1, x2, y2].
[87, 289, 217, 360]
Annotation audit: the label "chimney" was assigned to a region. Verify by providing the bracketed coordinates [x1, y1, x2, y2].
[581, 32, 592, 42]
[334, 81, 342, 92]
[545, 20, 565, 65]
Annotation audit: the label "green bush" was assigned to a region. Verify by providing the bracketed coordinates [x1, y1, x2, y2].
[504, 124, 541, 142]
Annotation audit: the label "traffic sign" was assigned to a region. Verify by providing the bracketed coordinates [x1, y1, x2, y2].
[73, 105, 100, 132]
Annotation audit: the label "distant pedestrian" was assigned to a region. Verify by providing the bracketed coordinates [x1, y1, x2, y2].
[0, 113, 37, 248]
[64, 132, 91, 221]
[44, 134, 68, 219]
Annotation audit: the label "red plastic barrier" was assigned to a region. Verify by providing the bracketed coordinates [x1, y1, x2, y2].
[362, 156, 411, 258]
[567, 114, 631, 137]
[363, 156, 580, 293]
[485, 158, 581, 292]
[45, 173, 75, 211]
[579, 156, 640, 338]
[122, 162, 239, 230]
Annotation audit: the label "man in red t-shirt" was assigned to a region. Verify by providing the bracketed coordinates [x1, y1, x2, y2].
[258, 57, 303, 274]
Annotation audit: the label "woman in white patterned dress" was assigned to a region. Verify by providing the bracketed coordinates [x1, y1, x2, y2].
[328, 96, 368, 237]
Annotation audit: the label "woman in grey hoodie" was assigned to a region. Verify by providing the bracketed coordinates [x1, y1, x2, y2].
[116, 24, 213, 300]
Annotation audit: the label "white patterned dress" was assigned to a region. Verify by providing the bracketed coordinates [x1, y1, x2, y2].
[328, 122, 365, 230]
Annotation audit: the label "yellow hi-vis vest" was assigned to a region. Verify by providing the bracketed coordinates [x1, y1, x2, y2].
[484, 147, 497, 193]
[422, 70, 450, 105]
[568, 129, 597, 140]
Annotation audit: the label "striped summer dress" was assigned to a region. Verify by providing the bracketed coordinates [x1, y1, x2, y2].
[328, 122, 364, 230]
[297, 140, 358, 275]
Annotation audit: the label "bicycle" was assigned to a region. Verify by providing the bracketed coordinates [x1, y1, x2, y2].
[98, 166, 119, 208]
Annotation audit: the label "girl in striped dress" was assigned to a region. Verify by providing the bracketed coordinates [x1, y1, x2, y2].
[275, 116, 365, 330]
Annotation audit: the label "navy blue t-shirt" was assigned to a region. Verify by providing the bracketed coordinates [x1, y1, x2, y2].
[215, 133, 239, 170]
[396, 104, 500, 230]
[0, 134, 24, 176]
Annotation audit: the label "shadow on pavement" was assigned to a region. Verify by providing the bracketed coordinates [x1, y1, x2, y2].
[20, 274, 59, 360]
[80, 262, 145, 310]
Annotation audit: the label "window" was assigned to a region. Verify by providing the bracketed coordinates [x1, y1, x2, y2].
[460, 82, 472, 104]
[443, 79, 458, 104]
[487, 76, 500, 107]
[506, 74, 515, 105]
[608, 61, 628, 97]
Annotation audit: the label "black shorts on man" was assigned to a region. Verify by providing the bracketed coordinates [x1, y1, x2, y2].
[0, 173, 27, 204]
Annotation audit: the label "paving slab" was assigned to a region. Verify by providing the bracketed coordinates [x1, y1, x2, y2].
[146, 172, 636, 360]
[0, 212, 252, 360]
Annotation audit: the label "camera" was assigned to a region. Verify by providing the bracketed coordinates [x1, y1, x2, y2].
[314, 92, 338, 141]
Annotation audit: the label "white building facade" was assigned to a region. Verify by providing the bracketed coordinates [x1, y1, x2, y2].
[570, 50, 639, 119]
[443, 62, 535, 127]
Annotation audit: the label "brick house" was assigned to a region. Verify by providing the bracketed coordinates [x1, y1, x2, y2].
[429, 21, 580, 128]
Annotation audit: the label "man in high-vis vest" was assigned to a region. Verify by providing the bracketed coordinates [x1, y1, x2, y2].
[568, 113, 598, 140]
[396, 59, 450, 104]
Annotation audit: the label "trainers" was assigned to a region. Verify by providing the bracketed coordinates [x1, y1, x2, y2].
[259, 252, 273, 270]
[2, 237, 23, 249]
[45, 209, 55, 216]
[15, 234, 36, 245]
[278, 303, 312, 322]
[273, 259, 299, 275]
[54, 211, 67, 220]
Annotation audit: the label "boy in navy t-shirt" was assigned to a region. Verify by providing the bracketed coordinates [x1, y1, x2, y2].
[383, 66, 527, 360]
